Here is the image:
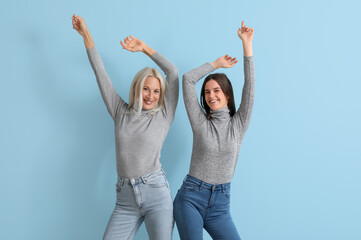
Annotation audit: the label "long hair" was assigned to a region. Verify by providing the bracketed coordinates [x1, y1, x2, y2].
[129, 67, 166, 117]
[200, 73, 236, 119]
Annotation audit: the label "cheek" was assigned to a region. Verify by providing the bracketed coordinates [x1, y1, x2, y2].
[220, 94, 227, 102]
[223, 96, 229, 105]
[155, 96, 160, 103]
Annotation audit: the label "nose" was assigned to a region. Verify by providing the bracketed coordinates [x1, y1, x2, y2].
[209, 91, 215, 98]
[148, 91, 153, 99]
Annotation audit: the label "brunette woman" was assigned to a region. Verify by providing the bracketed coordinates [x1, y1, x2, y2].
[174, 21, 254, 240]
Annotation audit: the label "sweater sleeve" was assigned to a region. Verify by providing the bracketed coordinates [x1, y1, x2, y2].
[150, 52, 179, 124]
[182, 63, 214, 129]
[87, 47, 126, 120]
[233, 56, 255, 133]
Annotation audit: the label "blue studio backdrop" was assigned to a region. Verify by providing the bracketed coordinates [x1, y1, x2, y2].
[1, 0, 360, 239]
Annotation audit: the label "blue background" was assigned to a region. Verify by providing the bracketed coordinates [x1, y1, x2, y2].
[1, 0, 360, 239]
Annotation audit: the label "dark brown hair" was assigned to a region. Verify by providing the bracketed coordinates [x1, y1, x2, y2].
[200, 73, 236, 119]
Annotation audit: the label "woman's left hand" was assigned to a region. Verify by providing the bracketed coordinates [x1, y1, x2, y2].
[120, 36, 146, 52]
[238, 21, 254, 43]
[211, 55, 238, 70]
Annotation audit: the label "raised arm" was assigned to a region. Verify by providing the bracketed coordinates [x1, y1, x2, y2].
[72, 14, 125, 120]
[234, 21, 255, 132]
[182, 63, 213, 128]
[121, 36, 179, 124]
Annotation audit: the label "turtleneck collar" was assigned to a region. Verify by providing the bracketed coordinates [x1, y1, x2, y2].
[210, 106, 231, 121]
[128, 107, 152, 117]
[141, 108, 151, 114]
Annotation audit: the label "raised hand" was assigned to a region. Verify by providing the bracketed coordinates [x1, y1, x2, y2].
[120, 36, 145, 53]
[72, 14, 94, 49]
[72, 14, 88, 37]
[237, 21, 254, 43]
[211, 55, 238, 70]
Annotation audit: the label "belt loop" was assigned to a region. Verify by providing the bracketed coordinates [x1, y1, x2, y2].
[222, 184, 225, 193]
[119, 178, 124, 186]
[141, 176, 147, 184]
[199, 181, 204, 190]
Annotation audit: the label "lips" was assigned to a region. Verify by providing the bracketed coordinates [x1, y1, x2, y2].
[209, 99, 219, 104]
[144, 99, 154, 105]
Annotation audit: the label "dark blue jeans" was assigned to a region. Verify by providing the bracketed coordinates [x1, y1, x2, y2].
[173, 175, 241, 240]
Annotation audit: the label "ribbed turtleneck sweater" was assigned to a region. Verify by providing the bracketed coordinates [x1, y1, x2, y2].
[183, 56, 255, 184]
[87, 47, 179, 178]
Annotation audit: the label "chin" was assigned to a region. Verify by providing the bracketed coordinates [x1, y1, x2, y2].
[209, 105, 226, 111]
[142, 103, 158, 110]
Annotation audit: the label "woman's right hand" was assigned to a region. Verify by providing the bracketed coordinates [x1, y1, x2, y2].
[120, 36, 156, 56]
[72, 14, 88, 37]
[120, 36, 146, 53]
[210, 55, 238, 70]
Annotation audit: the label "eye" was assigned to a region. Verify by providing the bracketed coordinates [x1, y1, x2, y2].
[205, 91, 210, 94]
[214, 89, 220, 92]
[143, 87, 148, 91]
[154, 90, 160, 94]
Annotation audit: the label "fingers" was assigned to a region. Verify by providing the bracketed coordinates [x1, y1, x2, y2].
[224, 55, 238, 65]
[245, 27, 253, 32]
[240, 20, 254, 34]
[124, 36, 133, 45]
[72, 18, 79, 29]
[242, 21, 247, 33]
[120, 41, 127, 48]
[120, 38, 136, 52]
[72, 14, 81, 30]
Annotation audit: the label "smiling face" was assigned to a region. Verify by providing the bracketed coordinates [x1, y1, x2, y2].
[142, 76, 161, 110]
[204, 79, 229, 111]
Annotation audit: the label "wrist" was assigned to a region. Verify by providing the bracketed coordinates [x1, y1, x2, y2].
[81, 28, 90, 39]
[210, 61, 220, 70]
[242, 41, 253, 57]
[82, 29, 94, 50]
[142, 44, 156, 57]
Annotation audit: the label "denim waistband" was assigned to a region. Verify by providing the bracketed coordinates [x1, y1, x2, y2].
[183, 175, 231, 191]
[118, 169, 165, 186]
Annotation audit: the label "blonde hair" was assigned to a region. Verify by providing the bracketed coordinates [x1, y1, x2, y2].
[129, 67, 166, 117]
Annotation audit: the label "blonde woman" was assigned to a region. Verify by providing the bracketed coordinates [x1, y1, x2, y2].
[72, 14, 178, 240]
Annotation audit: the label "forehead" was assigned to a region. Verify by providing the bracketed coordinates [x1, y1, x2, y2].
[144, 76, 160, 88]
[205, 79, 221, 89]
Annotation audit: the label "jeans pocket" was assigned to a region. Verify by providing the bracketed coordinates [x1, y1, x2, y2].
[182, 181, 199, 191]
[225, 188, 231, 198]
[144, 174, 167, 188]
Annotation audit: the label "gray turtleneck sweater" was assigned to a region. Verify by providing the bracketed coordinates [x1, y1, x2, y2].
[87, 47, 179, 178]
[183, 56, 255, 184]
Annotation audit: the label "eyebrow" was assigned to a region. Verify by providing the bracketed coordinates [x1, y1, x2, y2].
[205, 87, 221, 91]
[144, 85, 160, 91]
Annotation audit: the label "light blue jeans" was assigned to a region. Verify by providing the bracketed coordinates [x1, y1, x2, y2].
[103, 169, 174, 240]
